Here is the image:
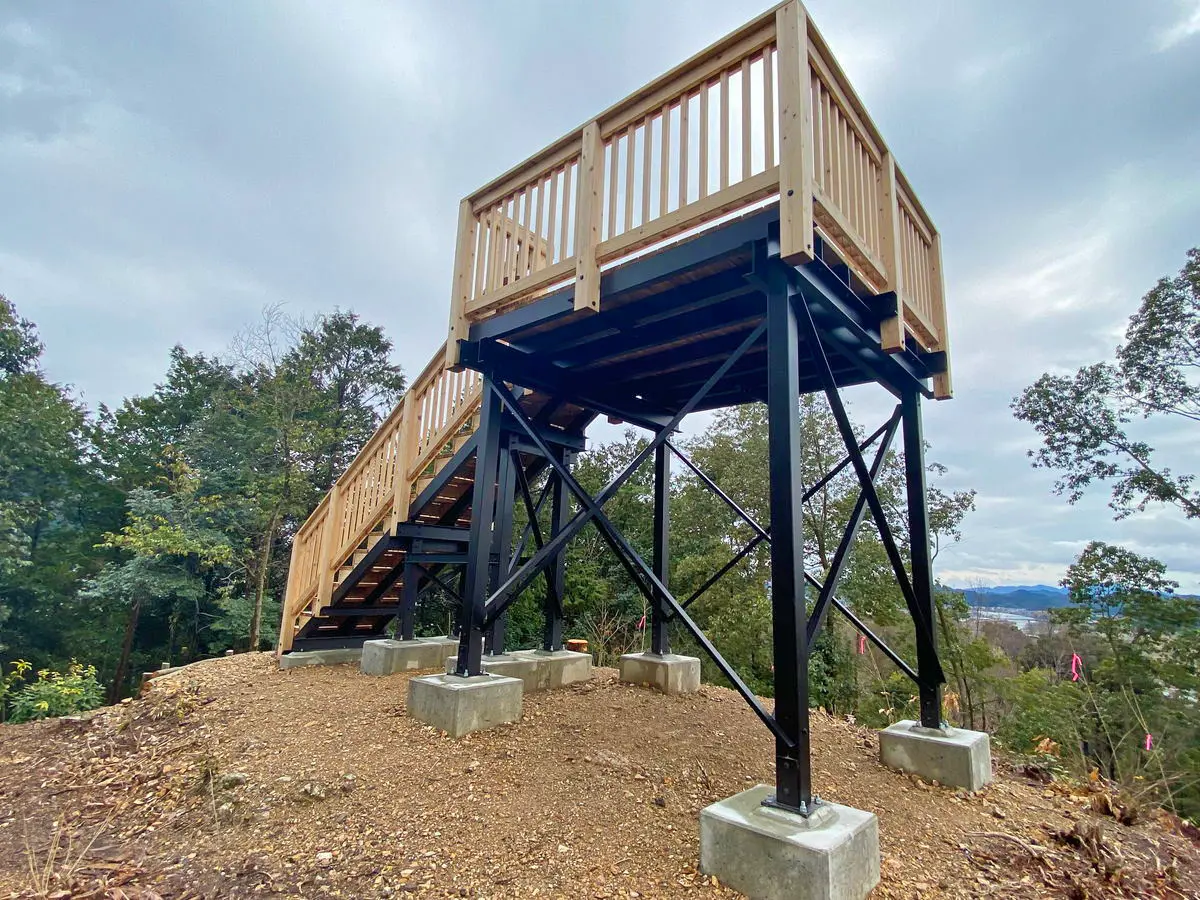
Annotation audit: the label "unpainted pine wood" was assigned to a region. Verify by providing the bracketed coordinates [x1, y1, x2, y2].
[573, 121, 604, 312]
[443, 199, 479, 369]
[741, 57, 752, 180]
[776, 0, 815, 263]
[878, 152, 906, 352]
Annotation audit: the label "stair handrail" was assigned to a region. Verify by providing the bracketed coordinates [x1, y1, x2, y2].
[278, 339, 483, 652]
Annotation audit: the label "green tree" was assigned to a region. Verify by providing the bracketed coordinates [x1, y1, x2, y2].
[1014, 248, 1200, 519]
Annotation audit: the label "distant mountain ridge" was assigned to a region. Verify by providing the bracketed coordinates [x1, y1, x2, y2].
[959, 585, 1070, 611]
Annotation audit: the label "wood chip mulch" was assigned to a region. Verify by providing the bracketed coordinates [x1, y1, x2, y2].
[0, 652, 1196, 898]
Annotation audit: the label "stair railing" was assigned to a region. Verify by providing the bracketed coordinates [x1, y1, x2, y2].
[278, 340, 482, 653]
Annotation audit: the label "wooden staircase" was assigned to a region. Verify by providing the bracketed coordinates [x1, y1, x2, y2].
[278, 339, 593, 654]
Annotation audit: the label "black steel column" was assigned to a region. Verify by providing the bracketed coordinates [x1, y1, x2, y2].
[902, 388, 944, 728]
[766, 278, 812, 814]
[454, 375, 503, 676]
[651, 441, 671, 655]
[543, 451, 571, 651]
[399, 559, 418, 640]
[486, 437, 517, 656]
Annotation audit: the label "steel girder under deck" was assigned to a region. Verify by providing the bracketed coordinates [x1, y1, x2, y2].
[452, 217, 947, 817]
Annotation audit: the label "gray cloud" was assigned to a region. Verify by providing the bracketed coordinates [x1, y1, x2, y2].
[2, 0, 1198, 588]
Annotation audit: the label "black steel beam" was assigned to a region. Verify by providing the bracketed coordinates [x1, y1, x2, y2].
[454, 376, 503, 676]
[765, 271, 813, 815]
[652, 441, 670, 655]
[903, 389, 945, 728]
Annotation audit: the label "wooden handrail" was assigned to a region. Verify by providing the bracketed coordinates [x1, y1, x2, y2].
[444, 0, 949, 393]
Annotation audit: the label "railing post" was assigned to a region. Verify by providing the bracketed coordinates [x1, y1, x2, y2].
[573, 121, 604, 313]
[277, 538, 301, 655]
[929, 232, 953, 398]
[878, 152, 907, 353]
[317, 483, 342, 613]
[776, 0, 815, 265]
[445, 199, 479, 370]
[391, 395, 416, 530]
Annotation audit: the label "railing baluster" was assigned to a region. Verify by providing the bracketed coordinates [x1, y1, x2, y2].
[660, 101, 672, 215]
[642, 114, 653, 222]
[719, 68, 730, 191]
[624, 128, 635, 235]
[763, 47, 775, 169]
[741, 57, 752, 181]
[678, 96, 690, 208]
[699, 80, 710, 199]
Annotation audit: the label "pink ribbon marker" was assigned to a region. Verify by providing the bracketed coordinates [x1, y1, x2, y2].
[637, 613, 646, 630]
[1144, 733, 1153, 751]
[1070, 652, 1083, 682]
[857, 634, 867, 655]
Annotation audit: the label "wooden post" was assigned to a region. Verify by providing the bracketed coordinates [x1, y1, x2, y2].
[317, 483, 341, 613]
[776, 0, 814, 265]
[391, 395, 416, 529]
[444, 199, 478, 370]
[573, 121, 604, 313]
[929, 232, 953, 398]
[277, 538, 301, 656]
[878, 152, 907, 353]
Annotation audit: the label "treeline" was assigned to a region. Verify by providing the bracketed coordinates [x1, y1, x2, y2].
[2, 247, 1198, 822]
[0, 299, 404, 700]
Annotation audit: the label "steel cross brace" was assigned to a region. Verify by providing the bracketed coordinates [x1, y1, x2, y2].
[791, 283, 945, 685]
[475, 320, 768, 630]
[485, 372, 795, 748]
[664, 420, 894, 617]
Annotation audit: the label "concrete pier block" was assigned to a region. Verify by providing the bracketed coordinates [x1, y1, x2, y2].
[361, 638, 449, 675]
[700, 784, 879, 900]
[446, 653, 540, 691]
[879, 720, 993, 790]
[618, 652, 701, 695]
[279, 648, 363, 670]
[407, 673, 523, 738]
[512, 649, 592, 690]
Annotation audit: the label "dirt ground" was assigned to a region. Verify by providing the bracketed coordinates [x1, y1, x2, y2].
[0, 653, 1195, 899]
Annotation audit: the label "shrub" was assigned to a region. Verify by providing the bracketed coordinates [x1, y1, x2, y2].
[6, 661, 104, 723]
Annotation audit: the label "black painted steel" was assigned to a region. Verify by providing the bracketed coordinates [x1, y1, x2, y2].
[544, 455, 570, 651]
[485, 436, 517, 657]
[804, 407, 902, 646]
[903, 389, 945, 728]
[652, 442, 671, 655]
[400, 561, 418, 640]
[454, 375, 503, 676]
[765, 274, 813, 814]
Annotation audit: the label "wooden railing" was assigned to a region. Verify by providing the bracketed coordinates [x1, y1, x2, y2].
[445, 0, 950, 396]
[278, 341, 482, 653]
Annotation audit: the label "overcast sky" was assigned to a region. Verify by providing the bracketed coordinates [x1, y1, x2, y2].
[3, 0, 1199, 589]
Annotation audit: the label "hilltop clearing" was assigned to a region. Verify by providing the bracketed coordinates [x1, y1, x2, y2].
[0, 653, 1196, 898]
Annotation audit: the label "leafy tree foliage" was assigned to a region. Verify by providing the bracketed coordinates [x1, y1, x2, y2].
[1014, 248, 1200, 519]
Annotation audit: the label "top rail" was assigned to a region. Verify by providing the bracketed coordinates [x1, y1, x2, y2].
[444, 0, 949, 397]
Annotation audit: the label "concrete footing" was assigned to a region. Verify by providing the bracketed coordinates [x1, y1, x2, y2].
[443, 649, 592, 692]
[513, 649, 592, 690]
[700, 785, 880, 900]
[879, 720, 993, 790]
[618, 652, 701, 695]
[407, 673, 523, 738]
[361, 637, 458, 675]
[279, 648, 363, 670]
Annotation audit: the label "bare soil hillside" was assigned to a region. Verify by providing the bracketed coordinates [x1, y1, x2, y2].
[0, 653, 1195, 899]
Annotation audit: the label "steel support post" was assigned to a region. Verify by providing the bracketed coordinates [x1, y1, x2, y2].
[651, 441, 671, 655]
[454, 375, 503, 676]
[902, 389, 944, 728]
[399, 559, 418, 640]
[543, 452, 571, 651]
[766, 279, 812, 814]
[486, 436, 517, 656]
